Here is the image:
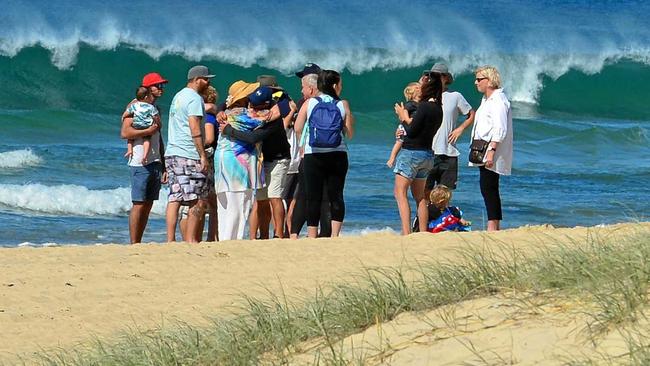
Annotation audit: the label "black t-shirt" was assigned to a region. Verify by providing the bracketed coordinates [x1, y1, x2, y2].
[401, 101, 442, 151]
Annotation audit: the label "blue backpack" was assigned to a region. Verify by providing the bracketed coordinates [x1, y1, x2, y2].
[307, 97, 343, 148]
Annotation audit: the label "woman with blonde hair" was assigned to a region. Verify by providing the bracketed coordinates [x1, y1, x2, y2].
[470, 66, 513, 231]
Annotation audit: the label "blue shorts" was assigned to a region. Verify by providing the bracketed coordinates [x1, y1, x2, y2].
[393, 149, 434, 180]
[129, 162, 162, 202]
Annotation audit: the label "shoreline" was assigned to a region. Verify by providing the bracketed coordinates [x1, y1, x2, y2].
[1, 222, 648, 362]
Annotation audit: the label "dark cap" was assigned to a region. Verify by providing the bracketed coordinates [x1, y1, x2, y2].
[187, 65, 215, 80]
[247, 86, 274, 107]
[295, 63, 322, 78]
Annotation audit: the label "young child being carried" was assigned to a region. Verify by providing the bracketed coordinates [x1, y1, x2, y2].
[122, 86, 160, 162]
[387, 82, 420, 168]
[427, 185, 471, 233]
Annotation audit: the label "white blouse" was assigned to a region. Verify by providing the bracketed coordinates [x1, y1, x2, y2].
[469, 88, 513, 175]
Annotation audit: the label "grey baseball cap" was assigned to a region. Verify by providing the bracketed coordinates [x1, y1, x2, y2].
[422, 63, 453, 83]
[187, 65, 215, 80]
[423, 62, 451, 75]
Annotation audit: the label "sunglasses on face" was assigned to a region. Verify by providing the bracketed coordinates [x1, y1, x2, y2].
[475, 77, 488, 82]
[153, 83, 165, 89]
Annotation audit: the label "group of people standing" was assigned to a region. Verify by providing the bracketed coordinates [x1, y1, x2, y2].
[121, 63, 354, 243]
[120, 61, 513, 244]
[390, 63, 513, 234]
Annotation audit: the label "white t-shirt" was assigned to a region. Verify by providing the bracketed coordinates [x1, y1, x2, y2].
[165, 87, 205, 160]
[286, 127, 301, 174]
[431, 91, 472, 157]
[470, 88, 513, 176]
[128, 131, 162, 167]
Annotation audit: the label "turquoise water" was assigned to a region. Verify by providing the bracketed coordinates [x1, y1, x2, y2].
[1, 1, 649, 246]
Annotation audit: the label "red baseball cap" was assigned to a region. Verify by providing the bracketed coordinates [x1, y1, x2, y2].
[141, 72, 168, 87]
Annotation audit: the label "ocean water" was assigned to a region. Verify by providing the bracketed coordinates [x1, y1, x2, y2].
[1, 0, 649, 246]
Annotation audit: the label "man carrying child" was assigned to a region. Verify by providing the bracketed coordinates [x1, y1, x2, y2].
[121, 72, 168, 244]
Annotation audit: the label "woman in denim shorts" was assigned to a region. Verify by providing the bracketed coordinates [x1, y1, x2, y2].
[393, 73, 443, 235]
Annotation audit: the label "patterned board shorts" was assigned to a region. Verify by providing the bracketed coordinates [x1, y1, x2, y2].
[165, 155, 210, 202]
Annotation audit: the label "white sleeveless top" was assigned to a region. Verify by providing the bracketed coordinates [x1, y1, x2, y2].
[302, 94, 348, 154]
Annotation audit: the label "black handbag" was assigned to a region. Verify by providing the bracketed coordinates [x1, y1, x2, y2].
[469, 139, 489, 164]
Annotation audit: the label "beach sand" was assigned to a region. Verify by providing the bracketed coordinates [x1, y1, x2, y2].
[1, 223, 648, 363]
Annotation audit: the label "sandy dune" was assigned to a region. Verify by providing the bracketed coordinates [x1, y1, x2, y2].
[1, 223, 647, 363]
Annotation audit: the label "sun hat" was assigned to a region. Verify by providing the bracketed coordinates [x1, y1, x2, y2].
[226, 80, 261, 108]
[141, 72, 168, 87]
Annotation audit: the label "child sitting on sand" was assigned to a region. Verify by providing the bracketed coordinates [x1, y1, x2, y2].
[427, 185, 471, 233]
[123, 86, 160, 162]
[387, 82, 420, 168]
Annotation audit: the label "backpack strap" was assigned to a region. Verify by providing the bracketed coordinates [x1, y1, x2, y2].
[299, 97, 317, 147]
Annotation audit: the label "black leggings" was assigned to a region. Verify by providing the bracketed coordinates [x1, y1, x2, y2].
[290, 163, 332, 236]
[479, 166, 502, 221]
[303, 151, 348, 226]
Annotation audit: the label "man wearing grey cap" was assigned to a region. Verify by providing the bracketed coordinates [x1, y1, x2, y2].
[164, 65, 214, 243]
[422, 63, 475, 192]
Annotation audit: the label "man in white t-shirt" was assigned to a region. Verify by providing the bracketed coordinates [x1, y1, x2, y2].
[423, 63, 476, 192]
[120, 72, 169, 244]
[164, 65, 213, 243]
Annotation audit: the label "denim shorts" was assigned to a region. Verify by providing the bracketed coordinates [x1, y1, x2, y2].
[393, 149, 434, 180]
[129, 162, 162, 202]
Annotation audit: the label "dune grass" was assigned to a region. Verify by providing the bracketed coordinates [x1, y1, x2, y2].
[26, 227, 650, 365]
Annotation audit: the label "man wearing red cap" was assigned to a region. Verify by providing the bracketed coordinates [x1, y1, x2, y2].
[120, 72, 168, 244]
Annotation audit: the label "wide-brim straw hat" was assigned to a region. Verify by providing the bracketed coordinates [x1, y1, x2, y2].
[226, 80, 260, 108]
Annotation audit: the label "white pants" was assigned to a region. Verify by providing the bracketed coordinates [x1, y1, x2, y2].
[217, 190, 253, 241]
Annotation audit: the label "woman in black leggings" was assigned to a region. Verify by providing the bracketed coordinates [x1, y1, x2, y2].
[294, 70, 355, 238]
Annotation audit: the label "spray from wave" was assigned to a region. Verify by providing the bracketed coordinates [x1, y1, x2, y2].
[1, 1, 649, 105]
[0, 149, 43, 169]
[0, 184, 167, 216]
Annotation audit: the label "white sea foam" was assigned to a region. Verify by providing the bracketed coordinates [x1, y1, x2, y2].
[18, 242, 60, 247]
[0, 149, 42, 169]
[347, 226, 398, 236]
[0, 184, 168, 216]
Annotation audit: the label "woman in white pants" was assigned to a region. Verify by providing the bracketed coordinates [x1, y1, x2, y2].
[213, 81, 261, 240]
[214, 81, 282, 240]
